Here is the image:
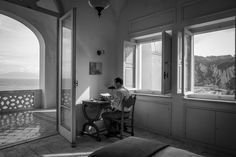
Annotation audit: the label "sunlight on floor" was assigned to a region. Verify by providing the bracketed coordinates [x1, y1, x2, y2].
[31, 109, 56, 113]
[0, 110, 57, 148]
[42, 152, 92, 157]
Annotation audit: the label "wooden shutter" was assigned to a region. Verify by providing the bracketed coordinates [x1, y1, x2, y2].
[182, 28, 194, 94]
[162, 31, 172, 94]
[235, 18, 236, 100]
[177, 31, 183, 93]
[123, 41, 136, 88]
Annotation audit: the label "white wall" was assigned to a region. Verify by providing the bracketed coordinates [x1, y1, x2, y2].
[0, 0, 120, 133]
[62, 0, 119, 132]
[117, 0, 236, 153]
[0, 1, 58, 109]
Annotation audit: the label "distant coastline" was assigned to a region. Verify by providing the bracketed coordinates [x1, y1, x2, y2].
[0, 78, 39, 91]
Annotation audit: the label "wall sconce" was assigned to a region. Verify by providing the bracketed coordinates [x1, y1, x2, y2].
[97, 50, 105, 56]
[88, 0, 110, 18]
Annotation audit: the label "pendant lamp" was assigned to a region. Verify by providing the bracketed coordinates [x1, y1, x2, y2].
[88, 0, 110, 17]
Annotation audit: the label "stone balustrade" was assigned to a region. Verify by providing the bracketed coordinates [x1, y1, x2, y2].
[0, 89, 42, 113]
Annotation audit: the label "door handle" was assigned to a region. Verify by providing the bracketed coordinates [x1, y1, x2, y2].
[164, 72, 168, 79]
[74, 80, 79, 87]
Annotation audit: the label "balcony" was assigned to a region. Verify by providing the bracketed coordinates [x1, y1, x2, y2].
[0, 89, 42, 113]
[0, 89, 57, 149]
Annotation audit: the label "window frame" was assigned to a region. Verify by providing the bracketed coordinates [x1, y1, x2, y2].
[123, 41, 137, 90]
[123, 31, 172, 95]
[136, 37, 162, 93]
[181, 17, 236, 101]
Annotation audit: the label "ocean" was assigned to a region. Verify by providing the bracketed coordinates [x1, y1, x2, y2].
[0, 79, 39, 91]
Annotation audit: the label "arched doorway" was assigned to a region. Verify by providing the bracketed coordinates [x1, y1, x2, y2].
[0, 14, 40, 91]
[0, 12, 57, 149]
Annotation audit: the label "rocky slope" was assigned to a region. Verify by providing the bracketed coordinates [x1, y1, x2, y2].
[194, 55, 235, 94]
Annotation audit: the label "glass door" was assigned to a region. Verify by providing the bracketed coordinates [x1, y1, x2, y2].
[58, 8, 76, 146]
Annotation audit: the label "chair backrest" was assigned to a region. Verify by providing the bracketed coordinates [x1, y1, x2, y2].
[121, 94, 136, 127]
[122, 94, 136, 108]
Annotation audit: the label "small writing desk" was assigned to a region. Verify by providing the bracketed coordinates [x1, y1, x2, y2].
[81, 100, 110, 141]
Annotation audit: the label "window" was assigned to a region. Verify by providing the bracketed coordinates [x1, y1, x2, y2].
[123, 31, 172, 95]
[181, 17, 235, 101]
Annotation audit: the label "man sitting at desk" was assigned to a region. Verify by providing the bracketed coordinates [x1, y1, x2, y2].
[102, 77, 131, 137]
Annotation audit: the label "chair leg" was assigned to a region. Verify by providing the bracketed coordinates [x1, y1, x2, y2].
[124, 123, 128, 131]
[131, 121, 134, 136]
[120, 122, 123, 139]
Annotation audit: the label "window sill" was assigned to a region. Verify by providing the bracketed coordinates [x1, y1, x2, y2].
[184, 94, 235, 104]
[133, 92, 172, 98]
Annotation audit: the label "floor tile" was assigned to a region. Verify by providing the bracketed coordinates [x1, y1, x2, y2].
[0, 115, 235, 157]
[0, 110, 57, 149]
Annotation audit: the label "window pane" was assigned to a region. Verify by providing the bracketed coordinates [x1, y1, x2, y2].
[125, 48, 134, 64]
[125, 67, 134, 87]
[194, 28, 235, 96]
[140, 41, 162, 91]
[123, 41, 136, 88]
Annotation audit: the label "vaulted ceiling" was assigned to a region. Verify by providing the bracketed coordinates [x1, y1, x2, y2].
[2, 0, 61, 16]
[2, 0, 128, 18]
[109, 0, 127, 19]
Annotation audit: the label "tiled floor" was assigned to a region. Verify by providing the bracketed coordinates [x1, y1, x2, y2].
[0, 128, 235, 157]
[0, 110, 234, 157]
[0, 109, 57, 149]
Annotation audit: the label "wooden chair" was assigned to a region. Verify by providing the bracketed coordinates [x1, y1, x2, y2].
[112, 94, 136, 139]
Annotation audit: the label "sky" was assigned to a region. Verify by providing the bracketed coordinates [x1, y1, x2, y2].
[194, 28, 235, 57]
[0, 14, 39, 76]
[0, 13, 235, 77]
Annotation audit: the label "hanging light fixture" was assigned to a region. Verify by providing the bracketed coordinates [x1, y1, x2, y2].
[88, 0, 110, 18]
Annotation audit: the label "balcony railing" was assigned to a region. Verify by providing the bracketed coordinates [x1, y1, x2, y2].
[0, 89, 42, 113]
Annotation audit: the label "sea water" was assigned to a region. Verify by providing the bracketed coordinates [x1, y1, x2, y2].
[0, 78, 39, 91]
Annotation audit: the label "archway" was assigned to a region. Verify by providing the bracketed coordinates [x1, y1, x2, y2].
[0, 13, 40, 90]
[0, 11, 57, 149]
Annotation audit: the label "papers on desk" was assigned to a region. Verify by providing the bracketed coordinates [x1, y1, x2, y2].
[100, 93, 112, 101]
[100, 93, 111, 97]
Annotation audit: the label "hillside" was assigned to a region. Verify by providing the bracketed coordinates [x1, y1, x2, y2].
[194, 55, 235, 94]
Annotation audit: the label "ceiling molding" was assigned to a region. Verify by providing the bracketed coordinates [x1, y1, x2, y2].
[110, 0, 127, 19]
[3, 0, 60, 17]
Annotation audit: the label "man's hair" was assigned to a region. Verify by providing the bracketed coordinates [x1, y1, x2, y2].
[114, 77, 123, 85]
